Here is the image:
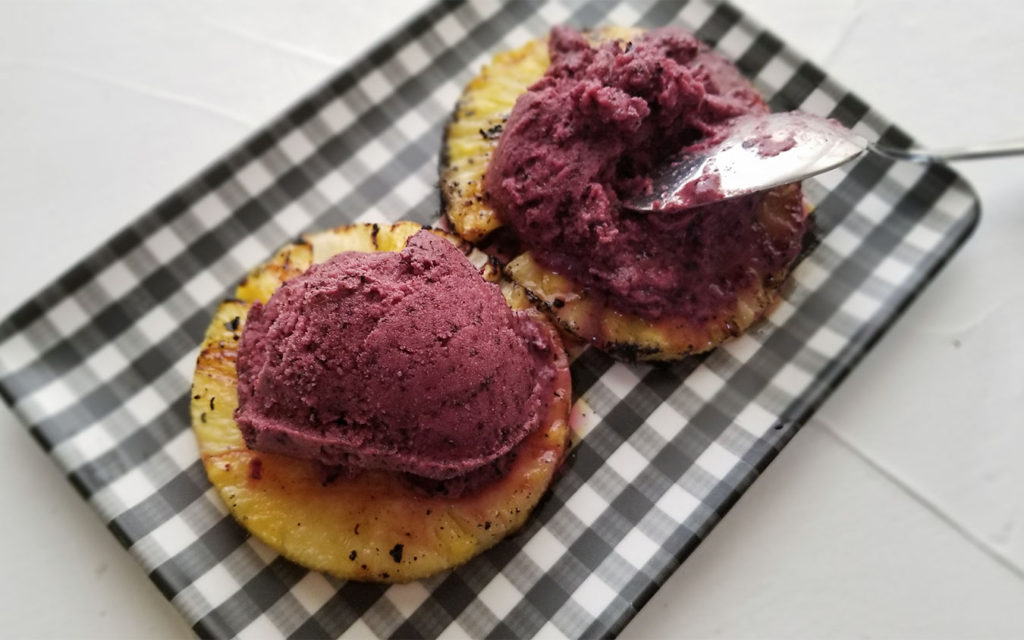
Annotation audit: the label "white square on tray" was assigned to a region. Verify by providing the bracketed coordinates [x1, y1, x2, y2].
[83, 342, 130, 380]
[171, 350, 199, 385]
[521, 526, 567, 574]
[791, 257, 830, 292]
[606, 4, 642, 26]
[395, 39, 431, 78]
[94, 259, 137, 303]
[104, 466, 157, 514]
[537, 2, 571, 26]
[656, 484, 701, 525]
[319, 100, 357, 134]
[292, 572, 336, 615]
[163, 428, 200, 472]
[146, 514, 195, 561]
[733, 401, 779, 439]
[841, 290, 883, 322]
[315, 169, 355, 203]
[391, 173, 432, 210]
[189, 191, 233, 229]
[53, 421, 115, 469]
[48, 296, 89, 338]
[824, 224, 861, 258]
[504, 26, 535, 51]
[601, 362, 642, 400]
[875, 255, 914, 286]
[183, 265, 229, 307]
[477, 573, 523, 620]
[278, 128, 317, 165]
[934, 183, 977, 220]
[358, 69, 392, 105]
[678, 1, 714, 31]
[646, 402, 687, 444]
[237, 613, 281, 640]
[433, 13, 467, 48]
[275, 202, 316, 239]
[799, 86, 839, 120]
[564, 483, 610, 528]
[339, 618, 376, 640]
[721, 333, 761, 365]
[145, 227, 185, 265]
[533, 620, 569, 640]
[356, 137, 392, 174]
[230, 235, 273, 273]
[235, 158, 276, 197]
[572, 573, 619, 619]
[715, 22, 755, 61]
[772, 361, 814, 398]
[0, 332, 37, 377]
[904, 222, 943, 253]
[435, 620, 472, 640]
[136, 305, 177, 346]
[857, 189, 892, 224]
[428, 77, 464, 116]
[18, 377, 77, 423]
[394, 107, 433, 143]
[386, 580, 432, 620]
[615, 528, 660, 570]
[123, 384, 165, 428]
[807, 324, 848, 359]
[684, 367, 726, 401]
[188, 564, 242, 612]
[768, 298, 797, 326]
[606, 441, 647, 484]
[757, 57, 794, 94]
[695, 441, 742, 481]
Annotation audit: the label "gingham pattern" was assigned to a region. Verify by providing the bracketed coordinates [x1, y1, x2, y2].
[0, 1, 978, 638]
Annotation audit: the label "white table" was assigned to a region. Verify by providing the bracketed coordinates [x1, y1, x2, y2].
[2, 1, 1022, 637]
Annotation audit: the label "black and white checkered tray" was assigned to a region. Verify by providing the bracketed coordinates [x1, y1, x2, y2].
[0, 1, 978, 637]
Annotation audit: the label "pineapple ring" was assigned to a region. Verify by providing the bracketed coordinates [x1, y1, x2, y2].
[440, 27, 638, 242]
[440, 28, 810, 362]
[190, 222, 571, 583]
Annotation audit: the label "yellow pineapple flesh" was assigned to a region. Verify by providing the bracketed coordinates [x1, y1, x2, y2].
[190, 222, 571, 582]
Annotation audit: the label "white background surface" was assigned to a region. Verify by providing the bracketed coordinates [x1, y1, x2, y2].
[2, 1, 1023, 638]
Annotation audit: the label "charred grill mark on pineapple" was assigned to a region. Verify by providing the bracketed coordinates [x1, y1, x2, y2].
[603, 342, 663, 363]
[190, 222, 571, 583]
[480, 122, 504, 140]
[389, 544, 404, 562]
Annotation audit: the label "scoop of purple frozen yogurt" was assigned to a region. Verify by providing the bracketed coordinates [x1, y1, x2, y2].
[234, 230, 557, 481]
[485, 26, 806, 321]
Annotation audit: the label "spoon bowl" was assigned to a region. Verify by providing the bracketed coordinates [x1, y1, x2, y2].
[624, 111, 1024, 213]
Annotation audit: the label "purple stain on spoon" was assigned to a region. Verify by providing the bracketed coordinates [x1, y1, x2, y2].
[742, 132, 797, 157]
[629, 111, 869, 213]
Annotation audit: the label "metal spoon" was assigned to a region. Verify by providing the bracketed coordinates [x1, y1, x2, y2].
[623, 111, 1024, 212]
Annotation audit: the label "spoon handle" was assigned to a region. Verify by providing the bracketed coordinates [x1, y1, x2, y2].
[872, 139, 1024, 162]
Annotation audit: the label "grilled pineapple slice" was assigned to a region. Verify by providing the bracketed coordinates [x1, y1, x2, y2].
[507, 185, 808, 362]
[441, 27, 640, 242]
[441, 28, 809, 362]
[190, 222, 571, 583]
